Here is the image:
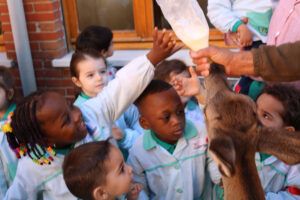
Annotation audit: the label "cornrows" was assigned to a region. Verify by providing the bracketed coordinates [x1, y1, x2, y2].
[6, 91, 54, 164]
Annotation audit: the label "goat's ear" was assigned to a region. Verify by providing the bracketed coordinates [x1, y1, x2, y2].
[209, 135, 236, 177]
[257, 127, 300, 165]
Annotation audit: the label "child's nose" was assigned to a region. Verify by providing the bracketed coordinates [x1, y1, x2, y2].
[127, 164, 133, 174]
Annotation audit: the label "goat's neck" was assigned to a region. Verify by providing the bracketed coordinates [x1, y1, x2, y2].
[223, 150, 265, 200]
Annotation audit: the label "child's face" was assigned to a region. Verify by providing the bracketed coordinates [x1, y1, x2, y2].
[36, 92, 87, 148]
[0, 87, 8, 111]
[256, 93, 285, 128]
[139, 88, 186, 144]
[101, 145, 133, 197]
[169, 71, 191, 104]
[73, 57, 108, 97]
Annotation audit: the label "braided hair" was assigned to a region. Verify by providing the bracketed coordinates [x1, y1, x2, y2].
[6, 91, 54, 164]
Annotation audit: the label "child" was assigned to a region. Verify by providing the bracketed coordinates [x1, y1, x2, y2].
[70, 49, 143, 157]
[256, 84, 300, 199]
[207, 0, 275, 99]
[207, 0, 274, 48]
[4, 29, 179, 199]
[154, 59, 206, 134]
[0, 66, 18, 197]
[127, 80, 220, 199]
[63, 140, 142, 200]
[172, 76, 300, 199]
[76, 25, 116, 80]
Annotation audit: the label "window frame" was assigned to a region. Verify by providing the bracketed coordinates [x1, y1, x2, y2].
[62, 0, 226, 50]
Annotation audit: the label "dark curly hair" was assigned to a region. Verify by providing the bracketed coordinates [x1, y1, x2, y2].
[260, 84, 300, 130]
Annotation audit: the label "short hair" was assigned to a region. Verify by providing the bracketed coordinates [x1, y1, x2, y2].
[76, 26, 113, 52]
[70, 49, 104, 78]
[154, 59, 188, 81]
[135, 80, 173, 107]
[0, 66, 14, 92]
[260, 84, 300, 130]
[63, 140, 112, 200]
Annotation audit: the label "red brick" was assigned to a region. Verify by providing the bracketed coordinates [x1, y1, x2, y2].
[26, 10, 60, 21]
[35, 69, 62, 77]
[40, 39, 65, 51]
[6, 52, 17, 60]
[62, 69, 71, 76]
[3, 32, 13, 42]
[5, 43, 15, 51]
[0, 4, 8, 13]
[24, 3, 34, 13]
[31, 48, 67, 59]
[0, 14, 10, 22]
[29, 30, 64, 41]
[30, 42, 40, 51]
[38, 21, 61, 32]
[27, 23, 36, 32]
[33, 59, 44, 68]
[1, 23, 11, 31]
[34, 1, 59, 12]
[43, 79, 73, 87]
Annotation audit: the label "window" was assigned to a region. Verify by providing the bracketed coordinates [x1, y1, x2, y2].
[62, 0, 225, 50]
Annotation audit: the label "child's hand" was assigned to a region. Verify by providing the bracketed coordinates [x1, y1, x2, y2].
[237, 23, 253, 48]
[171, 67, 206, 104]
[126, 183, 143, 200]
[111, 125, 124, 141]
[147, 27, 183, 66]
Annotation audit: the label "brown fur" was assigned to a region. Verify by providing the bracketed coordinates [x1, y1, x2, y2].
[204, 64, 300, 200]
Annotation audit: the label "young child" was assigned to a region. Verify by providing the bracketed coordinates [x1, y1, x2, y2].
[4, 29, 179, 199]
[154, 59, 206, 135]
[256, 84, 300, 199]
[70, 49, 143, 157]
[63, 140, 142, 200]
[127, 80, 221, 199]
[76, 25, 116, 80]
[0, 66, 18, 198]
[207, 0, 275, 99]
[207, 0, 274, 48]
[171, 76, 300, 199]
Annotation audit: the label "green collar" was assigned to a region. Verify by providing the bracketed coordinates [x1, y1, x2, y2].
[186, 100, 198, 111]
[80, 92, 91, 100]
[143, 120, 198, 151]
[260, 152, 272, 162]
[150, 131, 177, 154]
[54, 144, 75, 155]
[1, 103, 16, 121]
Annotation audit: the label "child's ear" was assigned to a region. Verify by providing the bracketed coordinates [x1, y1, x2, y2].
[100, 49, 108, 58]
[139, 116, 150, 130]
[71, 77, 82, 88]
[7, 89, 14, 100]
[93, 186, 109, 200]
[285, 126, 295, 132]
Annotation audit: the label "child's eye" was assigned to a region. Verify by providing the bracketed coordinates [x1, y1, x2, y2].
[87, 73, 94, 78]
[100, 70, 107, 74]
[263, 112, 271, 120]
[161, 114, 170, 122]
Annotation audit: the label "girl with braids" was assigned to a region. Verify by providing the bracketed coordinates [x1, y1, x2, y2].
[4, 29, 180, 199]
[0, 66, 18, 198]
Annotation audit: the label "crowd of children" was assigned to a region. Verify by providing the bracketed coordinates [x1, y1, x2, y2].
[1, 1, 300, 198]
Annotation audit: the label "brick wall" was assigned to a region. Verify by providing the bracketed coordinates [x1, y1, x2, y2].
[0, 0, 75, 100]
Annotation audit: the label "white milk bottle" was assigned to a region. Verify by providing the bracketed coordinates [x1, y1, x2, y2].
[156, 0, 209, 51]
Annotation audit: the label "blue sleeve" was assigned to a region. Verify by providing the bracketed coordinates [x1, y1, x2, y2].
[0, 159, 8, 199]
[116, 105, 144, 150]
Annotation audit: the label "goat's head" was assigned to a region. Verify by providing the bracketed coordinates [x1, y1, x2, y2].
[204, 64, 259, 177]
